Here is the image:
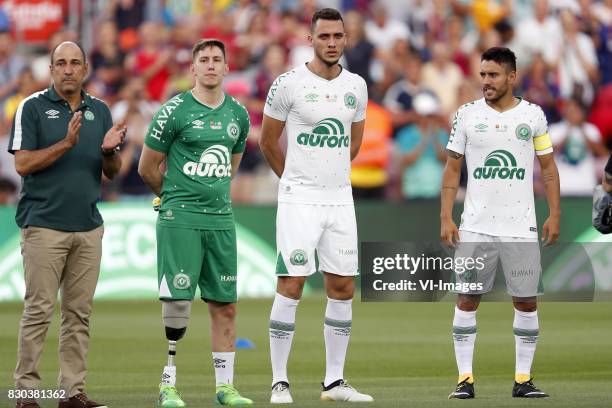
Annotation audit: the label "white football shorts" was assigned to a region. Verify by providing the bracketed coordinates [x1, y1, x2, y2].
[275, 202, 358, 276]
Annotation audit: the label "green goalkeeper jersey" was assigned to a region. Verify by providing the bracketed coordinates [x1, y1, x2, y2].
[144, 91, 249, 230]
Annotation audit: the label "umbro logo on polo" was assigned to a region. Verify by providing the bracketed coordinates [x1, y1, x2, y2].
[45, 109, 59, 119]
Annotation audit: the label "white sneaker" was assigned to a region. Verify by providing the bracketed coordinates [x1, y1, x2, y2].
[271, 381, 293, 404]
[320, 380, 374, 402]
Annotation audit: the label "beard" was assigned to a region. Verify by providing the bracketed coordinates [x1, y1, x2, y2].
[483, 85, 508, 102]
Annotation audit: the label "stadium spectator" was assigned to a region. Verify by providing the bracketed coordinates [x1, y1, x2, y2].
[514, 0, 562, 68]
[445, 14, 474, 76]
[106, 78, 159, 199]
[235, 8, 274, 66]
[125, 21, 172, 101]
[422, 41, 464, 117]
[343, 10, 375, 87]
[520, 53, 561, 123]
[556, 8, 599, 105]
[365, 1, 411, 55]
[107, 0, 147, 51]
[593, 2, 612, 86]
[550, 98, 609, 196]
[88, 20, 125, 104]
[3, 68, 41, 128]
[383, 54, 428, 133]
[277, 11, 304, 50]
[163, 18, 200, 101]
[351, 101, 392, 199]
[227, 79, 262, 204]
[396, 92, 448, 199]
[200, 9, 244, 69]
[0, 30, 27, 106]
[8, 41, 126, 408]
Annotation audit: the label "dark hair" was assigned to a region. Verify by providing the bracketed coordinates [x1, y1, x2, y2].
[50, 41, 87, 64]
[311, 8, 344, 32]
[192, 39, 226, 61]
[481, 47, 516, 72]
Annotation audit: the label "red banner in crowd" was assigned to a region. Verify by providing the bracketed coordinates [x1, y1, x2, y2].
[1, 0, 63, 43]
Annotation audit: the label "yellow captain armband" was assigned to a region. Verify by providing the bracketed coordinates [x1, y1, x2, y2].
[533, 133, 552, 152]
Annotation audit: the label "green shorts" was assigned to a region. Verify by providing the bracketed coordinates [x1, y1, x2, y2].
[156, 224, 237, 303]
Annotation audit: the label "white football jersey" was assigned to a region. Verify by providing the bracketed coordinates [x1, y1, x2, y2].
[264, 64, 368, 205]
[447, 98, 552, 238]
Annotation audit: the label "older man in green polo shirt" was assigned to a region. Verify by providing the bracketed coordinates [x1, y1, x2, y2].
[8, 42, 126, 408]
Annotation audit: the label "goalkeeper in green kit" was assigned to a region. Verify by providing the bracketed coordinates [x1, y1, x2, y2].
[138, 39, 253, 407]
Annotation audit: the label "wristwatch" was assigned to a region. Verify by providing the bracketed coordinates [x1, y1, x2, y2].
[102, 147, 119, 157]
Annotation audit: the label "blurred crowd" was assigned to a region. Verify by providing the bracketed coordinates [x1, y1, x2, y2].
[1, 0, 612, 206]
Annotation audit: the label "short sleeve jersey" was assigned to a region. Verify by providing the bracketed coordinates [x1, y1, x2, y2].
[263, 64, 368, 205]
[144, 91, 249, 230]
[447, 98, 552, 238]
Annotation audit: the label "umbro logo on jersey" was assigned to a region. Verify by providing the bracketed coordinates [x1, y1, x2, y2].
[297, 118, 349, 148]
[474, 123, 488, 132]
[305, 93, 319, 102]
[192, 119, 205, 129]
[473, 150, 525, 180]
[183, 145, 232, 178]
[46, 109, 59, 119]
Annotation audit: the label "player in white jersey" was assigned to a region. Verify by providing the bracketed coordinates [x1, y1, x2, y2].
[259, 8, 372, 404]
[440, 47, 560, 399]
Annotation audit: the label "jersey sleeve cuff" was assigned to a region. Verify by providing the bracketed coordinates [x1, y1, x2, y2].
[446, 145, 465, 155]
[263, 109, 288, 122]
[144, 138, 169, 153]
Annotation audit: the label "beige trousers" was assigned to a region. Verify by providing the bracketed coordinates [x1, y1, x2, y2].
[14, 225, 104, 398]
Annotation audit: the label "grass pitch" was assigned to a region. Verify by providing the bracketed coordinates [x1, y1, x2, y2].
[1, 299, 611, 407]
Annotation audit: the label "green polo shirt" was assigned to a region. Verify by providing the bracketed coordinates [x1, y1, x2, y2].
[8, 86, 113, 232]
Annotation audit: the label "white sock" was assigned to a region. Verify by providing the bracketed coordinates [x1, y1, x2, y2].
[212, 352, 235, 386]
[324, 297, 352, 387]
[513, 309, 539, 380]
[452, 306, 477, 378]
[269, 292, 299, 385]
[161, 365, 176, 386]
